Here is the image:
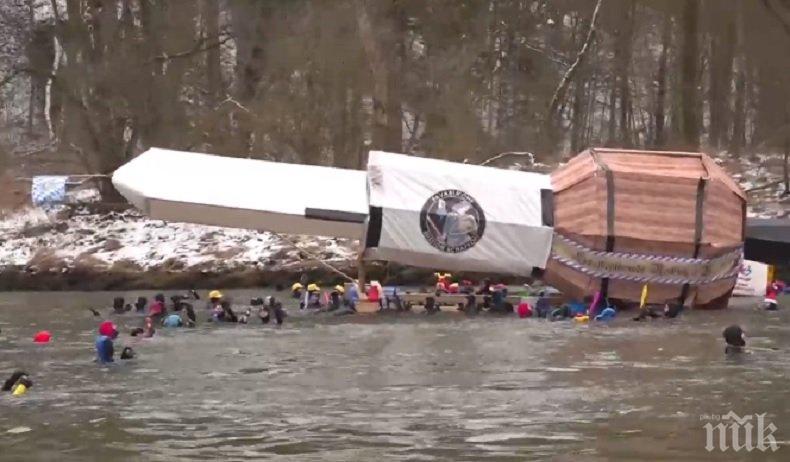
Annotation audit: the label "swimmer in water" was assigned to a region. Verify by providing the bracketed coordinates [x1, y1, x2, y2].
[148, 294, 166, 322]
[328, 286, 343, 312]
[134, 296, 147, 312]
[268, 296, 286, 325]
[162, 313, 183, 328]
[96, 321, 120, 364]
[221, 301, 238, 323]
[120, 346, 135, 360]
[723, 325, 746, 354]
[129, 327, 144, 337]
[207, 290, 223, 313]
[170, 295, 196, 327]
[143, 316, 156, 338]
[291, 283, 304, 301]
[112, 297, 125, 314]
[251, 297, 270, 324]
[2, 371, 32, 396]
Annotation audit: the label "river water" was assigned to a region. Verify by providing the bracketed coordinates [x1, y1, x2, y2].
[1, 291, 788, 461]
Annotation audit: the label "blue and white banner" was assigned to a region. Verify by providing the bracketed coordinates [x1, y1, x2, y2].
[31, 176, 68, 206]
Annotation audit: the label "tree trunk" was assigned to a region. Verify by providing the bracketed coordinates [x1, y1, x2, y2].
[785, 108, 790, 195]
[680, 0, 700, 151]
[203, 0, 222, 105]
[707, 6, 735, 149]
[229, 0, 270, 155]
[570, 15, 590, 153]
[730, 0, 746, 156]
[785, 138, 790, 195]
[618, 1, 635, 147]
[570, 80, 585, 153]
[607, 74, 617, 144]
[654, 13, 670, 147]
[354, 0, 403, 152]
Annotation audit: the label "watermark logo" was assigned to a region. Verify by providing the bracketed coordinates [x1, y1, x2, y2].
[701, 411, 778, 452]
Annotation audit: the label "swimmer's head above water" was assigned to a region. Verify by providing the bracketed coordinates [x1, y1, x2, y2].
[723, 325, 746, 353]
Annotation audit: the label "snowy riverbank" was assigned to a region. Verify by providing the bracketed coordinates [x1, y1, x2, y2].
[0, 206, 363, 290]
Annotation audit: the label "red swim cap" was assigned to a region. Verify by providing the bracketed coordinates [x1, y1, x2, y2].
[33, 330, 52, 343]
[98, 321, 117, 337]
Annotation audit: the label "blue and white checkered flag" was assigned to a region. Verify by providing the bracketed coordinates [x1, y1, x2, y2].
[31, 176, 68, 206]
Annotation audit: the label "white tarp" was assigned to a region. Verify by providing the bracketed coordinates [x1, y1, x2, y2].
[112, 148, 368, 239]
[733, 259, 769, 297]
[364, 151, 554, 274]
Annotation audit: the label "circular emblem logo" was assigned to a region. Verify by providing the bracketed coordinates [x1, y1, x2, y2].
[419, 189, 486, 253]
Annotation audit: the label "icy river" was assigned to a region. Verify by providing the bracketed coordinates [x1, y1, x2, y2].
[1, 291, 788, 461]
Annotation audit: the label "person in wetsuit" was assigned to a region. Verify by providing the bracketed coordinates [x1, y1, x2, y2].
[170, 295, 196, 326]
[476, 279, 492, 308]
[221, 301, 238, 323]
[134, 296, 147, 312]
[535, 291, 552, 318]
[268, 296, 286, 324]
[2, 371, 32, 396]
[550, 304, 571, 320]
[463, 294, 479, 315]
[328, 286, 344, 312]
[723, 325, 746, 354]
[251, 297, 270, 324]
[112, 297, 125, 314]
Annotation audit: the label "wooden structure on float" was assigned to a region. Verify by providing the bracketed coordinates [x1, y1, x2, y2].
[545, 148, 746, 308]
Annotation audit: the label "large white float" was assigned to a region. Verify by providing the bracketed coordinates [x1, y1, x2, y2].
[113, 148, 555, 275]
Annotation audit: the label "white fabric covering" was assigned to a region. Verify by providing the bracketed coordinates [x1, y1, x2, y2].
[733, 259, 768, 297]
[364, 151, 553, 274]
[112, 148, 368, 239]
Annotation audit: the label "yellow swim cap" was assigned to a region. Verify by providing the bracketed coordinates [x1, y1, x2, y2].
[291, 282, 304, 291]
[209, 290, 223, 299]
[12, 383, 27, 396]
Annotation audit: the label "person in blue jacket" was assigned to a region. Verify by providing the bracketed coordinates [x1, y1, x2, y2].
[96, 321, 119, 364]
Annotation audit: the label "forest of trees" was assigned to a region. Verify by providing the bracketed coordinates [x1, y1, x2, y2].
[0, 0, 789, 195]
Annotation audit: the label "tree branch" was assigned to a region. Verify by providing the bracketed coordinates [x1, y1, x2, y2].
[150, 33, 233, 63]
[0, 69, 21, 89]
[762, 0, 790, 36]
[479, 151, 536, 167]
[547, 0, 604, 120]
[746, 180, 782, 193]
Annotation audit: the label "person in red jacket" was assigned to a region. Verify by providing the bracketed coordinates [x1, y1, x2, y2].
[148, 293, 166, 320]
[765, 279, 786, 311]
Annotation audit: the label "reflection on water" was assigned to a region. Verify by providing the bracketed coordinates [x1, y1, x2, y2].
[1, 291, 788, 461]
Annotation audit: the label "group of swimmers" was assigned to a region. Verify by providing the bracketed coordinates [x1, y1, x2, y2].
[91, 289, 290, 364]
[290, 282, 359, 314]
[106, 289, 288, 328]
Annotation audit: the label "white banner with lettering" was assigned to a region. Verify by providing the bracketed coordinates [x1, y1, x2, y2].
[733, 259, 768, 297]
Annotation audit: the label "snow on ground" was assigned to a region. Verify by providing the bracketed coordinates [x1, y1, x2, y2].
[723, 152, 789, 219]
[0, 206, 356, 271]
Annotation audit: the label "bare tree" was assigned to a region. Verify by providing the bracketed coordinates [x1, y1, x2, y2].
[680, 0, 700, 150]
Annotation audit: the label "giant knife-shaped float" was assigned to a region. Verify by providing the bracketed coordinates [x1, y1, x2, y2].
[113, 148, 746, 308]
